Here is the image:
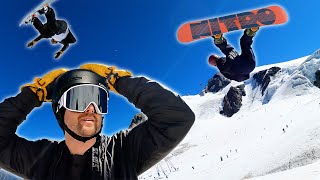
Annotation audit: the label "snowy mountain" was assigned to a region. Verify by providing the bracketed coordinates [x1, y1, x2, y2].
[139, 49, 320, 180]
[0, 170, 20, 180]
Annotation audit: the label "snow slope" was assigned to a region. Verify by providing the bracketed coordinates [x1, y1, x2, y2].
[139, 49, 320, 180]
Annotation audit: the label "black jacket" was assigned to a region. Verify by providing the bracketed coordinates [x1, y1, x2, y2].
[0, 76, 195, 179]
[216, 56, 251, 82]
[215, 33, 256, 82]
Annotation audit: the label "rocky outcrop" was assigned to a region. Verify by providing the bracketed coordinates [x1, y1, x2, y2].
[204, 72, 231, 94]
[253, 67, 281, 95]
[314, 70, 320, 88]
[220, 85, 246, 117]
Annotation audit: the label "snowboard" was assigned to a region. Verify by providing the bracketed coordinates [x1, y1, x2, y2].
[177, 5, 288, 43]
[19, 0, 56, 26]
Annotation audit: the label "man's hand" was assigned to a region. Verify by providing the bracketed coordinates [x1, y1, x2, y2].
[27, 40, 37, 48]
[80, 64, 132, 93]
[55, 51, 63, 59]
[21, 68, 68, 103]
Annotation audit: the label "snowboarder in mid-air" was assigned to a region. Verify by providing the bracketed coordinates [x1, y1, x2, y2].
[25, 5, 76, 59]
[208, 27, 259, 82]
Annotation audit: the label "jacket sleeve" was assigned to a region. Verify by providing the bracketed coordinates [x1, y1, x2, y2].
[0, 88, 53, 178]
[115, 76, 195, 175]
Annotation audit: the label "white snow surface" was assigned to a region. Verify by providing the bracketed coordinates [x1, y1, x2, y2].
[139, 49, 320, 180]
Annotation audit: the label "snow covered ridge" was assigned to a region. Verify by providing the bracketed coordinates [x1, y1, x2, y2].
[139, 48, 320, 180]
[0, 169, 20, 180]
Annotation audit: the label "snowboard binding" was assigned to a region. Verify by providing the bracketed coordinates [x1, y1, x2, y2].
[38, 4, 49, 14]
[212, 34, 225, 45]
[245, 27, 259, 37]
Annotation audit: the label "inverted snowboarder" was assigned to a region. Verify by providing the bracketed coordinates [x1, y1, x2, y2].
[25, 5, 76, 59]
[208, 27, 259, 82]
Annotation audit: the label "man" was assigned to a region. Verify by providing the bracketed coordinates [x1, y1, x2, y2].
[0, 64, 195, 179]
[26, 5, 76, 59]
[208, 27, 259, 82]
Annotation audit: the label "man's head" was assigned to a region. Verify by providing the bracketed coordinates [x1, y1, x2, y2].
[52, 69, 109, 142]
[208, 54, 220, 66]
[51, 38, 58, 44]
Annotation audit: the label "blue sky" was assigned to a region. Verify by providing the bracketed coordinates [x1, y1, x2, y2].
[0, 0, 319, 140]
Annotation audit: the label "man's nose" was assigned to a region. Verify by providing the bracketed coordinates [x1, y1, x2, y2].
[85, 104, 95, 113]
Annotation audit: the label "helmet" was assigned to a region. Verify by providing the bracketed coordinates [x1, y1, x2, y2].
[208, 54, 220, 66]
[52, 69, 109, 142]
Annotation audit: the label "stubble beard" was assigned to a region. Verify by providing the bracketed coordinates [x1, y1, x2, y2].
[77, 122, 101, 137]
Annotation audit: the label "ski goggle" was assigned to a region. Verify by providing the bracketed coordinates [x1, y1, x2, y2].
[57, 84, 109, 114]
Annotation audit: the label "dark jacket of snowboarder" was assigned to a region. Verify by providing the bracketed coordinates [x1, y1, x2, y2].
[209, 28, 258, 82]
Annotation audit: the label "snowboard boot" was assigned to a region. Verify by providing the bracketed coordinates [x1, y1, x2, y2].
[38, 4, 49, 14]
[24, 13, 37, 24]
[245, 27, 259, 37]
[212, 33, 224, 44]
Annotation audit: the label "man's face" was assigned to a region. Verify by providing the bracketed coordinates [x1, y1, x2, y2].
[64, 104, 103, 138]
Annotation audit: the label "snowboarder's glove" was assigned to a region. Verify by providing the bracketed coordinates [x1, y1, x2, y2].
[27, 40, 37, 48]
[21, 68, 68, 102]
[80, 63, 132, 93]
[55, 51, 63, 59]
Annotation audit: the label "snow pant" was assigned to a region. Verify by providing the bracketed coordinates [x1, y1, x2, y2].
[32, 7, 57, 38]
